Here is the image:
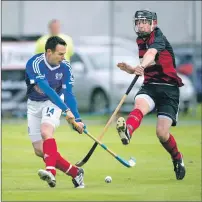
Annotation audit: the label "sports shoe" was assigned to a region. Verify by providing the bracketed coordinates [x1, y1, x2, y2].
[116, 117, 131, 145]
[72, 168, 85, 188]
[38, 169, 56, 188]
[173, 153, 186, 180]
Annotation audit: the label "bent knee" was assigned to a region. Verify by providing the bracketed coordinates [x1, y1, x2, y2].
[41, 123, 54, 140]
[134, 96, 154, 115]
[156, 126, 169, 141]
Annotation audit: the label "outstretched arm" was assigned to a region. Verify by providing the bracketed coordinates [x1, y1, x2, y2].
[62, 61, 84, 133]
[141, 48, 157, 68]
[63, 85, 81, 122]
[141, 33, 165, 68]
[117, 62, 136, 74]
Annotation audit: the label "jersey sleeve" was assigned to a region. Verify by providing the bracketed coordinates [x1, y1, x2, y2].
[26, 59, 46, 84]
[148, 32, 165, 53]
[62, 61, 81, 121]
[61, 60, 74, 87]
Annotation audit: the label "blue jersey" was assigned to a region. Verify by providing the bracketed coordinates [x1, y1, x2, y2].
[25, 53, 81, 120]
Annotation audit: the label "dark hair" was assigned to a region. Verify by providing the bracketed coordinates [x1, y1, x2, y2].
[45, 36, 66, 52]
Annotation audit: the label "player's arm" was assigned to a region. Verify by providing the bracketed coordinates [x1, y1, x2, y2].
[140, 48, 158, 68]
[62, 62, 85, 133]
[141, 34, 165, 69]
[62, 62, 81, 122]
[37, 80, 83, 133]
[37, 79, 69, 112]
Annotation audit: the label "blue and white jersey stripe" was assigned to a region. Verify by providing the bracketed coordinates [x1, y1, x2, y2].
[62, 60, 71, 68]
[62, 60, 74, 85]
[32, 54, 44, 76]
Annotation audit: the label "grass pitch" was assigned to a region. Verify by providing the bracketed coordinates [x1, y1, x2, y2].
[2, 118, 201, 201]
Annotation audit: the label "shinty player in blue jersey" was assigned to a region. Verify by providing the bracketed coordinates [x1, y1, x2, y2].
[25, 36, 85, 188]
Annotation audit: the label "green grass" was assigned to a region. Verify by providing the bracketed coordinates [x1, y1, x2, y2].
[2, 120, 201, 201]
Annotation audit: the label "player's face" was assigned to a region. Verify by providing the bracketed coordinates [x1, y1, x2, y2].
[48, 44, 66, 65]
[49, 22, 60, 35]
[135, 19, 152, 35]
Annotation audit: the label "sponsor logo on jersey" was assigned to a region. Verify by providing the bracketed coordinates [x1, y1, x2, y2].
[36, 74, 45, 79]
[55, 73, 63, 80]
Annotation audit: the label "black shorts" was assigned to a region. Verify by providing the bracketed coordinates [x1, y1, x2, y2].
[135, 83, 180, 126]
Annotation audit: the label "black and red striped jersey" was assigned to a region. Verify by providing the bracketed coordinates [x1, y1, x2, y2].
[137, 27, 184, 87]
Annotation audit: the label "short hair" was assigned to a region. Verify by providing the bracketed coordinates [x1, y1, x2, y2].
[45, 36, 66, 52]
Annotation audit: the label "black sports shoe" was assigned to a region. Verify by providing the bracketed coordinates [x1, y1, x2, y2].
[173, 154, 186, 180]
[116, 117, 131, 145]
[72, 168, 85, 188]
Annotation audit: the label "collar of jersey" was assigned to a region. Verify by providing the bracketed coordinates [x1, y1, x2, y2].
[43, 54, 60, 71]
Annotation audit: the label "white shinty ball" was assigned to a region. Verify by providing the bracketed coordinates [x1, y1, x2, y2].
[105, 176, 112, 183]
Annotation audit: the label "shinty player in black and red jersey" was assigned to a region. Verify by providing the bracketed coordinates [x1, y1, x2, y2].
[116, 10, 185, 180]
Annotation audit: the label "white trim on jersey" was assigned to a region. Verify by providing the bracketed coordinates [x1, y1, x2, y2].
[43, 53, 60, 71]
[62, 60, 71, 68]
[32, 54, 43, 75]
[62, 60, 74, 84]
[30, 79, 35, 84]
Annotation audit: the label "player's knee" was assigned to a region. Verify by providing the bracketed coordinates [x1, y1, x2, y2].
[156, 125, 169, 141]
[134, 98, 151, 115]
[41, 130, 50, 140]
[41, 123, 54, 140]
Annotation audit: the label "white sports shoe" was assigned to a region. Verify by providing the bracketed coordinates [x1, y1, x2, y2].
[72, 168, 85, 188]
[38, 169, 56, 188]
[116, 117, 131, 145]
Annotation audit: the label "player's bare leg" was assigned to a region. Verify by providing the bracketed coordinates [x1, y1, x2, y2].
[116, 96, 151, 145]
[32, 140, 43, 157]
[157, 116, 185, 180]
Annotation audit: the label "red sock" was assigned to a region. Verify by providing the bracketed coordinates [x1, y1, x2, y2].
[56, 152, 78, 178]
[43, 138, 57, 176]
[160, 134, 181, 160]
[126, 108, 143, 136]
